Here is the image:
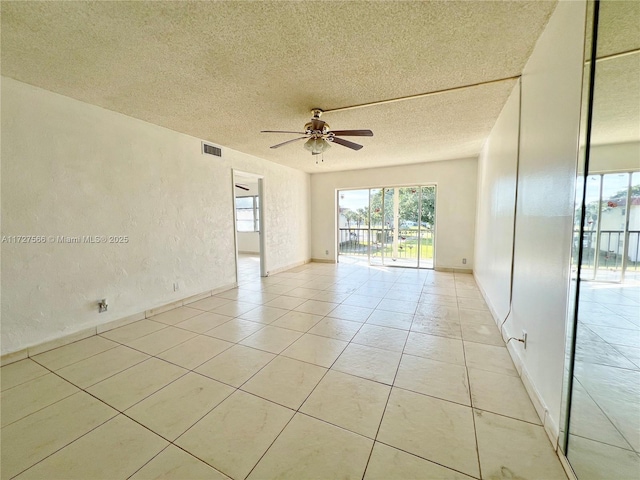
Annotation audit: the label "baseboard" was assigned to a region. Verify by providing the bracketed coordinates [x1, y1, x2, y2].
[474, 273, 560, 450]
[558, 448, 578, 480]
[266, 258, 312, 275]
[0, 282, 237, 365]
[434, 266, 473, 274]
[311, 258, 337, 264]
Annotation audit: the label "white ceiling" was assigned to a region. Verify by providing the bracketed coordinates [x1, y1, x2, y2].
[1, 1, 560, 172]
[589, 1, 640, 146]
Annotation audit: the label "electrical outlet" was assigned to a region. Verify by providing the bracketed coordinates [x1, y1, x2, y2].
[462, 258, 467, 264]
[173, 282, 179, 292]
[98, 299, 108, 313]
[522, 330, 528, 349]
[325, 249, 329, 255]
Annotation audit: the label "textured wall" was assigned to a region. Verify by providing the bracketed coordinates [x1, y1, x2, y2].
[310, 158, 477, 269]
[1, 78, 310, 354]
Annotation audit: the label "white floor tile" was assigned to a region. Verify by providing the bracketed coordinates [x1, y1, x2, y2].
[31, 336, 119, 371]
[126, 372, 234, 440]
[281, 334, 348, 367]
[195, 344, 275, 387]
[332, 343, 401, 385]
[475, 410, 567, 480]
[175, 390, 294, 480]
[241, 356, 326, 409]
[87, 358, 187, 411]
[364, 442, 472, 480]
[15, 415, 168, 480]
[468, 368, 541, 424]
[395, 354, 470, 405]
[129, 445, 230, 479]
[0, 359, 49, 391]
[404, 331, 465, 365]
[1, 373, 79, 427]
[378, 388, 479, 478]
[300, 370, 390, 438]
[247, 413, 373, 480]
[1, 392, 117, 479]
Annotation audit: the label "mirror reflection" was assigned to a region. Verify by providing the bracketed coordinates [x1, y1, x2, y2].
[564, 1, 640, 479]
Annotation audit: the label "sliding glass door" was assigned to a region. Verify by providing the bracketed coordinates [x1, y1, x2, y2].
[338, 185, 436, 269]
[577, 172, 639, 283]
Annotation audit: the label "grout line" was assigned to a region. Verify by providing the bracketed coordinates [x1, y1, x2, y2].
[463, 339, 483, 479]
[373, 439, 481, 480]
[361, 296, 414, 480]
[5, 261, 557, 479]
[570, 376, 638, 453]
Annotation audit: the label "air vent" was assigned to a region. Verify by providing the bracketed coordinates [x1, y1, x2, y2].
[202, 142, 222, 157]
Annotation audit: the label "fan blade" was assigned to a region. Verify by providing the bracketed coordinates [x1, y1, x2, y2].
[331, 137, 364, 151]
[261, 130, 307, 134]
[311, 118, 325, 131]
[270, 137, 307, 149]
[235, 184, 250, 191]
[329, 129, 373, 137]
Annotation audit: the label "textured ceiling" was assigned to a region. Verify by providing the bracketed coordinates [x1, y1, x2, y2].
[1, 1, 558, 172]
[589, 1, 640, 146]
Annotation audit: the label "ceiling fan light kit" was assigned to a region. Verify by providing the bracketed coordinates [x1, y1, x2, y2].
[261, 108, 373, 161]
[303, 137, 330, 155]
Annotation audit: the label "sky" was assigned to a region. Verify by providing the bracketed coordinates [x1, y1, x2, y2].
[582, 172, 637, 204]
[338, 189, 372, 210]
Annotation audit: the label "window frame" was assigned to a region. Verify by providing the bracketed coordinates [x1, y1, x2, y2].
[235, 195, 260, 232]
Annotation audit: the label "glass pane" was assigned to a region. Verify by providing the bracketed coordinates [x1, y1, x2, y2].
[236, 220, 254, 232]
[565, 1, 640, 476]
[385, 187, 418, 267]
[369, 188, 383, 265]
[337, 189, 370, 259]
[626, 172, 640, 274]
[381, 188, 395, 265]
[420, 186, 436, 268]
[235, 197, 253, 208]
[579, 175, 602, 279]
[595, 173, 629, 281]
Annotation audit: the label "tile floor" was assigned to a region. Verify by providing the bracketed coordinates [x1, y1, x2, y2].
[566, 276, 640, 480]
[1, 255, 568, 480]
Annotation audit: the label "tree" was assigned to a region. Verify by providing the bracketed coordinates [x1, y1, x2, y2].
[343, 210, 357, 229]
[368, 187, 435, 228]
[355, 207, 368, 228]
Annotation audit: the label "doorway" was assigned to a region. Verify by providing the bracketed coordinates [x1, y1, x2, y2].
[233, 171, 266, 281]
[337, 185, 436, 269]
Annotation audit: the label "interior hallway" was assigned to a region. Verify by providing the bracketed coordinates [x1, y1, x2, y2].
[1, 259, 567, 479]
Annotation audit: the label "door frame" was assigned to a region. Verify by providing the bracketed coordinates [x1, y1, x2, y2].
[336, 183, 437, 269]
[232, 170, 267, 278]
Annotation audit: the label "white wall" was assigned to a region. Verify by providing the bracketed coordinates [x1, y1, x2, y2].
[473, 0, 586, 442]
[1, 77, 310, 354]
[474, 82, 520, 322]
[310, 158, 477, 269]
[237, 232, 260, 253]
[587, 141, 640, 173]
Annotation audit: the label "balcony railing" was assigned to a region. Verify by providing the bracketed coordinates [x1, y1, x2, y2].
[576, 229, 640, 272]
[338, 227, 434, 259]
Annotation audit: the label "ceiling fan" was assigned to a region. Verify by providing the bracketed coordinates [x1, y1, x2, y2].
[261, 109, 373, 155]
